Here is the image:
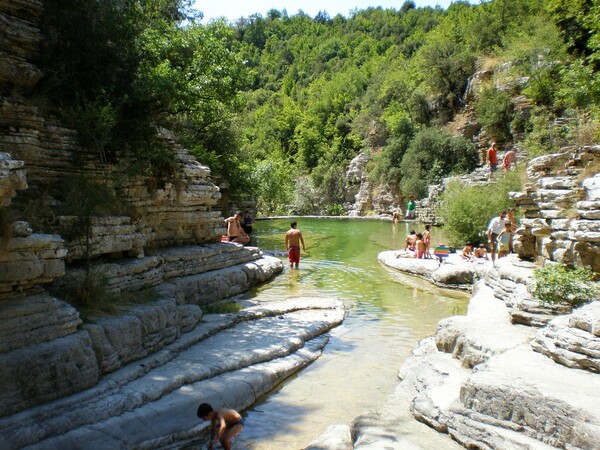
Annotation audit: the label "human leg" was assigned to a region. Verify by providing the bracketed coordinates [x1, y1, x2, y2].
[490, 233, 498, 262]
[288, 246, 300, 269]
[220, 424, 243, 450]
[233, 235, 250, 244]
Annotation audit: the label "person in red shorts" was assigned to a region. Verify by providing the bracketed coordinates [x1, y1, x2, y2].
[285, 221, 306, 269]
[487, 142, 498, 181]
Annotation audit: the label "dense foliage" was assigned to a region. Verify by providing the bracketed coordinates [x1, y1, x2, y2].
[534, 264, 599, 307]
[32, 0, 600, 215]
[438, 171, 522, 247]
[36, 0, 249, 188]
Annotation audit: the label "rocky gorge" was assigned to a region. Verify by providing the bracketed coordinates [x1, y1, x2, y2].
[0, 2, 327, 447]
[336, 147, 600, 449]
[2, 2, 600, 450]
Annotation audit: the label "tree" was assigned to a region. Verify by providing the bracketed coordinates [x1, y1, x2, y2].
[400, 128, 477, 198]
[439, 172, 521, 246]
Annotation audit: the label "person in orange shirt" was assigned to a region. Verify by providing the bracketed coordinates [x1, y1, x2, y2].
[487, 142, 498, 181]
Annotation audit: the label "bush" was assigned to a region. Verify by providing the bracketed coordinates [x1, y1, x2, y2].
[521, 106, 570, 157]
[474, 86, 513, 141]
[325, 204, 347, 216]
[533, 264, 599, 307]
[438, 171, 521, 246]
[57, 271, 119, 318]
[400, 128, 478, 199]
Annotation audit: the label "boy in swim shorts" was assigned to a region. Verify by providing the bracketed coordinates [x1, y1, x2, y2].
[197, 403, 244, 450]
[285, 221, 306, 269]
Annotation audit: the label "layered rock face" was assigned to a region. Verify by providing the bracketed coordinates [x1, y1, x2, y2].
[511, 146, 600, 271]
[0, 0, 44, 87]
[393, 256, 600, 450]
[344, 152, 402, 216]
[0, 0, 283, 421]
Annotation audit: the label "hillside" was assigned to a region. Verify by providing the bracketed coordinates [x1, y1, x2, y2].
[2, 0, 597, 219]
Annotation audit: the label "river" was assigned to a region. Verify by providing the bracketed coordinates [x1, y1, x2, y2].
[234, 218, 469, 449]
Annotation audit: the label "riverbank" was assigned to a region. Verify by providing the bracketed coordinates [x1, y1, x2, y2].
[0, 298, 345, 449]
[315, 253, 600, 449]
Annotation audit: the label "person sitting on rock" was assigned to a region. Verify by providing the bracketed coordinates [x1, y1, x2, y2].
[197, 403, 244, 450]
[461, 243, 474, 261]
[224, 211, 250, 244]
[474, 243, 489, 260]
[397, 233, 425, 258]
[404, 230, 417, 251]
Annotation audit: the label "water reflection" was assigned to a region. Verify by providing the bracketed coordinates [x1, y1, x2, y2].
[237, 218, 468, 449]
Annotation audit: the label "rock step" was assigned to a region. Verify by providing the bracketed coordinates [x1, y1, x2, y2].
[53, 243, 273, 297]
[378, 250, 491, 290]
[0, 292, 81, 353]
[531, 301, 600, 373]
[435, 282, 536, 368]
[0, 254, 282, 418]
[352, 348, 464, 449]
[401, 338, 599, 450]
[461, 345, 600, 449]
[0, 298, 345, 449]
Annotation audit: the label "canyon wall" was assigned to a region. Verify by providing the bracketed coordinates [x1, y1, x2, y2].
[0, 0, 282, 418]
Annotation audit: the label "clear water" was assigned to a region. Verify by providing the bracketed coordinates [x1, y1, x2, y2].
[238, 218, 468, 449]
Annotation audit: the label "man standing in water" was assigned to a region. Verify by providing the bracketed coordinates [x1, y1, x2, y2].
[285, 221, 305, 269]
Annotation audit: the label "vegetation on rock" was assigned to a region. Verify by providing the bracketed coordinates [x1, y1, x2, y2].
[30, 0, 600, 215]
[534, 264, 599, 307]
[438, 171, 522, 247]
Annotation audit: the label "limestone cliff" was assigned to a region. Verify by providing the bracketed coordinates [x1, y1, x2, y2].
[0, 0, 282, 419]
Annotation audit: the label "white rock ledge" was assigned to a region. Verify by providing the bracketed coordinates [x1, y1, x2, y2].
[0, 297, 345, 450]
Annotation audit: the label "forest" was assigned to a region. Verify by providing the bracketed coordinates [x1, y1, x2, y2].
[34, 0, 600, 216]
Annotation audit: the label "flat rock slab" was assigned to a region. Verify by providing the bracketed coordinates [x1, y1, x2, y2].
[378, 251, 491, 289]
[0, 297, 345, 449]
[459, 345, 600, 449]
[436, 282, 536, 367]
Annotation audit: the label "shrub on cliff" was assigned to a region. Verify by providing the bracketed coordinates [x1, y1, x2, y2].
[439, 171, 521, 246]
[400, 128, 478, 199]
[534, 264, 599, 307]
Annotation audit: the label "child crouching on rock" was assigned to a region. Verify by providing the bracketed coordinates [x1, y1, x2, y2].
[197, 403, 244, 450]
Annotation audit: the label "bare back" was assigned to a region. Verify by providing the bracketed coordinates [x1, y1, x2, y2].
[214, 408, 242, 426]
[285, 228, 304, 248]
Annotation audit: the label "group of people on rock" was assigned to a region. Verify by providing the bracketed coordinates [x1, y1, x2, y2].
[461, 209, 517, 263]
[396, 224, 433, 259]
[393, 208, 517, 264]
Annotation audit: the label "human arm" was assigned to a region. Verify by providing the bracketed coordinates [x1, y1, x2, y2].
[207, 417, 218, 449]
[497, 230, 505, 243]
[487, 218, 494, 243]
[285, 232, 289, 250]
[299, 233, 305, 251]
[209, 414, 226, 446]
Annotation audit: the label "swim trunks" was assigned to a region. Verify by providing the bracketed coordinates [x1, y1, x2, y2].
[288, 245, 300, 265]
[228, 418, 245, 428]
